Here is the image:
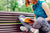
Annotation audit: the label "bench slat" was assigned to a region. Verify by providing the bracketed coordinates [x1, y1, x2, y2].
[0, 19, 16, 21]
[0, 24, 16, 25]
[0, 21, 16, 23]
[0, 32, 29, 33]
[0, 16, 17, 19]
[0, 11, 34, 33]
[0, 11, 33, 16]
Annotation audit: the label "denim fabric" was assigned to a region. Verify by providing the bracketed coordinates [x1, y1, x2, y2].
[18, 15, 32, 29]
[33, 17, 50, 33]
[18, 15, 50, 33]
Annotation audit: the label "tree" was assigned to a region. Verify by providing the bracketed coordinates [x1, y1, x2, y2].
[44, 0, 46, 1]
[0, 0, 8, 11]
[9, 0, 18, 11]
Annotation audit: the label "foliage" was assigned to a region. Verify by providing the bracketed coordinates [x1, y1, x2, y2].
[0, 0, 7, 11]
[0, 0, 50, 13]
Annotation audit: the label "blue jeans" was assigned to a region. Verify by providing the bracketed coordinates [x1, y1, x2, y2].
[18, 15, 50, 33]
[33, 17, 50, 33]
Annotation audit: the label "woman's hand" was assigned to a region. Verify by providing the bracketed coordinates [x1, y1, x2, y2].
[28, 19, 35, 25]
[45, 17, 50, 21]
[32, 19, 36, 22]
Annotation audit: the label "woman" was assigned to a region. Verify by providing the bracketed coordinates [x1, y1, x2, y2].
[18, 0, 50, 33]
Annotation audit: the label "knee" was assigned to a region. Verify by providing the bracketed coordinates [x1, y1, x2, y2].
[36, 17, 45, 23]
[37, 17, 44, 20]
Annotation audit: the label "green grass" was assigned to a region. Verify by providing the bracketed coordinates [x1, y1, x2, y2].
[49, 6, 50, 9]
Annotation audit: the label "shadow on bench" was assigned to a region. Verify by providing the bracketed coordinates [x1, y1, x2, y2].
[0, 11, 34, 33]
[0, 11, 43, 33]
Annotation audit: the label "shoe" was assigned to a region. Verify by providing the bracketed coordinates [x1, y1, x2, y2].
[34, 29, 39, 33]
[20, 26, 24, 31]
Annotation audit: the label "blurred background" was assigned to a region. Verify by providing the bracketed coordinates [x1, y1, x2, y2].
[0, 0, 50, 13]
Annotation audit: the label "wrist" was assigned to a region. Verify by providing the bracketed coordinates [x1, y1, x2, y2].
[45, 18, 50, 21]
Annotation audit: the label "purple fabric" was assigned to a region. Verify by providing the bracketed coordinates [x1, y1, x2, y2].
[33, 17, 50, 33]
[18, 15, 50, 33]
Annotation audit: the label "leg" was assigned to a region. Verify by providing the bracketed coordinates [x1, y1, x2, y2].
[33, 17, 50, 33]
[20, 26, 29, 32]
[18, 15, 32, 29]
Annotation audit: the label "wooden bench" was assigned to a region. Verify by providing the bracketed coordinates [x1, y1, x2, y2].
[0, 11, 34, 33]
